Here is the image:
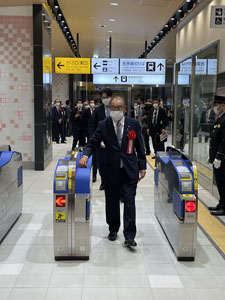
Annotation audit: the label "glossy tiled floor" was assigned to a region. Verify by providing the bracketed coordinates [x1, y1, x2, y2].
[1, 140, 225, 300]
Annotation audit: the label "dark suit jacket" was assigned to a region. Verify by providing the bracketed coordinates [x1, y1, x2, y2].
[89, 104, 106, 137]
[147, 107, 167, 135]
[70, 107, 84, 131]
[209, 113, 225, 163]
[52, 106, 63, 124]
[83, 116, 146, 184]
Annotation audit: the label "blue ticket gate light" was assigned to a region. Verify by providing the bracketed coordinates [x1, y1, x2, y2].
[154, 146, 198, 261]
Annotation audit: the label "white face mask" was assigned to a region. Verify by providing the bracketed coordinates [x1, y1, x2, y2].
[84, 105, 90, 109]
[110, 111, 124, 122]
[153, 103, 159, 109]
[77, 103, 83, 109]
[90, 103, 95, 108]
[102, 97, 111, 106]
[56, 103, 60, 107]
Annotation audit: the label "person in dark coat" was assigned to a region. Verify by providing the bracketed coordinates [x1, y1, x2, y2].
[208, 95, 225, 216]
[147, 98, 167, 158]
[65, 100, 72, 137]
[90, 88, 113, 190]
[52, 99, 66, 143]
[79, 96, 146, 247]
[70, 99, 85, 150]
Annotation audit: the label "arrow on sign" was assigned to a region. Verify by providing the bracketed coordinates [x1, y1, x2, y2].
[113, 76, 119, 82]
[94, 63, 101, 70]
[57, 62, 65, 69]
[157, 63, 164, 71]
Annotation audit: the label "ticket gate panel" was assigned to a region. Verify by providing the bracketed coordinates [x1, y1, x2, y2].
[53, 152, 92, 260]
[154, 147, 198, 261]
[0, 150, 23, 242]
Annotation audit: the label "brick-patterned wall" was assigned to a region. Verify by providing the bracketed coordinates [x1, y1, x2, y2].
[0, 13, 34, 167]
[52, 73, 69, 104]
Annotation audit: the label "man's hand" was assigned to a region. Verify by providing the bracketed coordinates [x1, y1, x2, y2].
[139, 170, 146, 181]
[58, 119, 62, 124]
[100, 141, 106, 148]
[79, 156, 88, 168]
[213, 159, 221, 169]
[162, 129, 167, 135]
[147, 129, 150, 135]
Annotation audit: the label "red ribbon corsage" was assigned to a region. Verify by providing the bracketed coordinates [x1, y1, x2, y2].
[127, 130, 136, 154]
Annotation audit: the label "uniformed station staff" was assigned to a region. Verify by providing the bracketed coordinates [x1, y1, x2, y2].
[208, 95, 225, 216]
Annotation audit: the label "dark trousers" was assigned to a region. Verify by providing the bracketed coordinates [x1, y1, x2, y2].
[92, 151, 97, 179]
[53, 123, 65, 143]
[66, 121, 72, 137]
[151, 132, 165, 153]
[96, 148, 106, 185]
[72, 129, 85, 150]
[104, 168, 137, 240]
[214, 160, 225, 209]
[142, 127, 150, 154]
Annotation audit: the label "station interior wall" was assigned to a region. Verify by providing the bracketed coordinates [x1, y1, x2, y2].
[52, 74, 69, 105]
[0, 6, 35, 168]
[176, 0, 225, 73]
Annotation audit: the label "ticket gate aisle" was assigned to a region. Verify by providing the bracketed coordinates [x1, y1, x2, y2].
[0, 146, 23, 242]
[154, 146, 198, 261]
[53, 150, 92, 260]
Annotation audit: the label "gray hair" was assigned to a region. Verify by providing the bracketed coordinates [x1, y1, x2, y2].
[109, 96, 126, 107]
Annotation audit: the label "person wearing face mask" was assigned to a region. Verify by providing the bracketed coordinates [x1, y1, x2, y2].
[52, 99, 66, 144]
[131, 102, 138, 119]
[90, 88, 113, 190]
[147, 98, 167, 158]
[79, 96, 146, 248]
[70, 99, 85, 150]
[208, 95, 225, 216]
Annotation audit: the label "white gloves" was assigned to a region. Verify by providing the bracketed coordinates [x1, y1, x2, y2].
[213, 159, 221, 169]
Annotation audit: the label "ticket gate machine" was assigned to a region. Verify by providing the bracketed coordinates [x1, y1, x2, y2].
[0, 147, 23, 242]
[154, 147, 198, 261]
[53, 150, 92, 260]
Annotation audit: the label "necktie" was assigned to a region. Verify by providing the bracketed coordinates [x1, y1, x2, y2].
[116, 122, 123, 167]
[153, 109, 157, 126]
[106, 107, 110, 117]
[116, 122, 122, 147]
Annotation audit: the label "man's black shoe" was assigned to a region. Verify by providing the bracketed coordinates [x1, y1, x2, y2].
[61, 141, 67, 144]
[124, 239, 137, 247]
[108, 232, 117, 241]
[145, 152, 150, 156]
[210, 209, 225, 216]
[99, 184, 105, 190]
[93, 176, 96, 183]
[152, 156, 156, 159]
[208, 203, 221, 211]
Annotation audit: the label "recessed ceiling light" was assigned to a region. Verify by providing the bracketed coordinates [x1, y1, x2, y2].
[107, 30, 113, 33]
[109, 18, 116, 22]
[99, 24, 106, 28]
[110, 2, 119, 5]
[171, 17, 175, 20]
[106, 46, 110, 48]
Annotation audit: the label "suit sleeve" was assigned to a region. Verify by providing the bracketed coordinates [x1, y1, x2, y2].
[90, 109, 98, 137]
[83, 123, 103, 157]
[52, 108, 60, 123]
[135, 121, 147, 170]
[216, 122, 225, 161]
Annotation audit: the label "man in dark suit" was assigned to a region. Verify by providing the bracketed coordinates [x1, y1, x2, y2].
[208, 95, 225, 216]
[52, 99, 66, 144]
[70, 99, 85, 150]
[147, 98, 167, 158]
[79, 96, 146, 247]
[90, 89, 113, 190]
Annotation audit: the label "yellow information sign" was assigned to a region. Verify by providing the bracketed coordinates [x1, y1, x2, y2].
[43, 57, 52, 73]
[56, 212, 66, 223]
[55, 57, 91, 74]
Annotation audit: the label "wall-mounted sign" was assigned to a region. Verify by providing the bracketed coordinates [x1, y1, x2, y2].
[43, 57, 52, 73]
[195, 59, 207, 75]
[93, 74, 165, 85]
[179, 59, 192, 75]
[178, 74, 190, 85]
[210, 6, 225, 28]
[208, 59, 217, 75]
[91, 58, 119, 74]
[55, 57, 91, 74]
[120, 59, 166, 75]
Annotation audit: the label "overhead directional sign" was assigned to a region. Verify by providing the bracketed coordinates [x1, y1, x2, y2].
[55, 57, 91, 74]
[120, 59, 166, 75]
[93, 74, 165, 85]
[91, 58, 119, 74]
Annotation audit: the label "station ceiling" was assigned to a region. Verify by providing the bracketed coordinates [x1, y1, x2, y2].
[0, 0, 184, 61]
